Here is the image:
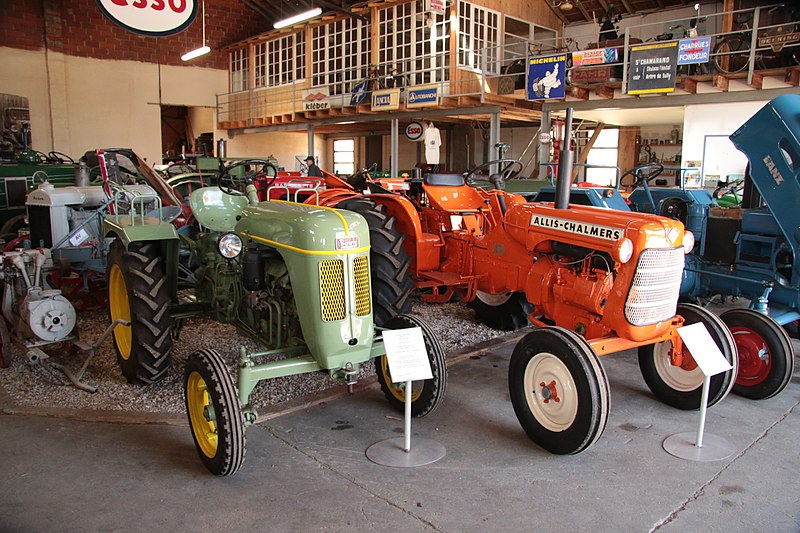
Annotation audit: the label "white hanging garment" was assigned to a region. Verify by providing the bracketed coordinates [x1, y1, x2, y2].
[424, 124, 441, 164]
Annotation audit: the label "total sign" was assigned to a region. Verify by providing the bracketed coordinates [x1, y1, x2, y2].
[404, 121, 425, 142]
[96, 0, 197, 36]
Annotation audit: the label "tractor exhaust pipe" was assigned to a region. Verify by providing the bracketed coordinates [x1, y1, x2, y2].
[555, 107, 574, 210]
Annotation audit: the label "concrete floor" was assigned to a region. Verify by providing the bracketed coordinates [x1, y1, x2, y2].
[1, 332, 799, 533]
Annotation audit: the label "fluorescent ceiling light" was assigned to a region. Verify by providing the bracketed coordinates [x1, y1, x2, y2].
[182, 45, 211, 61]
[181, 1, 210, 61]
[274, 7, 322, 29]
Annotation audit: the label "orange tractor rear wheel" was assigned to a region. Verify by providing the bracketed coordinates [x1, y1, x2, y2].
[336, 197, 413, 326]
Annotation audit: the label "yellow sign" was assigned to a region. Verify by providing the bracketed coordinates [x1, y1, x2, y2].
[371, 88, 401, 111]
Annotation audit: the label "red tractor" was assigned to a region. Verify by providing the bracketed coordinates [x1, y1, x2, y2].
[305, 112, 739, 454]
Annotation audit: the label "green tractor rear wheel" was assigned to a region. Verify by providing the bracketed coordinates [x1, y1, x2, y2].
[184, 348, 246, 476]
[376, 314, 447, 417]
[107, 240, 173, 384]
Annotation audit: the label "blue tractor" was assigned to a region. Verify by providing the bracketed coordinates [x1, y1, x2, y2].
[532, 94, 800, 400]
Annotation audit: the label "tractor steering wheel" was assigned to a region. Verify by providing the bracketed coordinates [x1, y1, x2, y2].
[713, 178, 744, 201]
[620, 163, 665, 189]
[48, 151, 75, 164]
[464, 159, 523, 189]
[218, 159, 277, 196]
[346, 162, 378, 190]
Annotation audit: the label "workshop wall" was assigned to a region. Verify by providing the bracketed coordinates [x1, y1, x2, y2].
[0, 0, 269, 164]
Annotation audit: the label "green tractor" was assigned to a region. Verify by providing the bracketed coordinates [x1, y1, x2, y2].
[102, 162, 447, 476]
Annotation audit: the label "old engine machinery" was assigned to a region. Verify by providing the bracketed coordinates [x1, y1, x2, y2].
[0, 248, 76, 346]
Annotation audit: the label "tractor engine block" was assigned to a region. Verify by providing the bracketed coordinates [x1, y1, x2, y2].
[0, 249, 76, 343]
[531, 251, 615, 338]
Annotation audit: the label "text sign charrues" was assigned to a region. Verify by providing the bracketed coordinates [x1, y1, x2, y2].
[96, 0, 198, 37]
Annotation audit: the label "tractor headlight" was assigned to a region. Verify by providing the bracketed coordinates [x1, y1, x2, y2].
[682, 230, 695, 254]
[613, 237, 634, 263]
[218, 233, 243, 259]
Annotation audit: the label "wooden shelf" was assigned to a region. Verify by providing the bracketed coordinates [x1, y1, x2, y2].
[640, 142, 682, 147]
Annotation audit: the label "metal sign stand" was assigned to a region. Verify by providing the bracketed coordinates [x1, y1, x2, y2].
[366, 380, 446, 467]
[662, 323, 736, 462]
[662, 375, 736, 461]
[366, 327, 445, 467]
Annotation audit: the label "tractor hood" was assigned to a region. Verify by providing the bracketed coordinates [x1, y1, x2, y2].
[502, 202, 688, 254]
[236, 200, 370, 255]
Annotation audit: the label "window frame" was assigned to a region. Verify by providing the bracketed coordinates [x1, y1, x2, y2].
[585, 128, 620, 186]
[457, 1, 501, 74]
[311, 17, 371, 95]
[333, 138, 356, 176]
[378, 1, 451, 85]
[254, 32, 306, 89]
[229, 47, 249, 93]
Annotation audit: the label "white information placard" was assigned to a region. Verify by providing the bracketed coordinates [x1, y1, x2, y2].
[382, 327, 432, 382]
[677, 323, 733, 377]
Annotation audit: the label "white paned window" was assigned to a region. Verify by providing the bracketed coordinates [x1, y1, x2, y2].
[312, 18, 370, 95]
[254, 32, 305, 88]
[378, 1, 450, 85]
[333, 139, 355, 176]
[458, 1, 500, 74]
[585, 129, 620, 186]
[230, 47, 249, 92]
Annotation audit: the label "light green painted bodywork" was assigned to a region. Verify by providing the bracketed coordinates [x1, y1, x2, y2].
[102, 214, 180, 247]
[233, 196, 375, 370]
[187, 186, 380, 422]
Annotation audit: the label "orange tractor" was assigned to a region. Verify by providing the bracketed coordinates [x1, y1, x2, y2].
[306, 110, 737, 454]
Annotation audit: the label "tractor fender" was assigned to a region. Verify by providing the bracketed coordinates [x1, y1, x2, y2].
[103, 218, 181, 300]
[310, 188, 363, 207]
[368, 194, 428, 273]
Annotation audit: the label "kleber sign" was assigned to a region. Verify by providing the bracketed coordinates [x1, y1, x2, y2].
[406, 84, 439, 108]
[96, 0, 197, 37]
[303, 89, 330, 111]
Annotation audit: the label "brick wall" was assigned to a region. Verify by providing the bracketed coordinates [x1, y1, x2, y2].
[0, 0, 269, 70]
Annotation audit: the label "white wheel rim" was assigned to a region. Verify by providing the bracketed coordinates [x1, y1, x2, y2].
[523, 352, 579, 432]
[476, 290, 512, 306]
[653, 341, 703, 391]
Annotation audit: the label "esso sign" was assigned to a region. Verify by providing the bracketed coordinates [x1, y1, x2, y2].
[96, 0, 198, 36]
[404, 121, 424, 142]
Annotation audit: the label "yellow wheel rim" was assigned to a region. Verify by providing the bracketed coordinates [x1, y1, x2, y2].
[379, 355, 423, 403]
[108, 264, 132, 360]
[186, 371, 218, 458]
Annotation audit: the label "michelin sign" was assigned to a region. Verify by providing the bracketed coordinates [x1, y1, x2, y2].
[406, 84, 439, 108]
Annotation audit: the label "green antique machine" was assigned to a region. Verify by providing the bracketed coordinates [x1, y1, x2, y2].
[102, 162, 447, 476]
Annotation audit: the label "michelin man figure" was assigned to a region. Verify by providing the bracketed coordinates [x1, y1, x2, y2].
[532, 63, 562, 98]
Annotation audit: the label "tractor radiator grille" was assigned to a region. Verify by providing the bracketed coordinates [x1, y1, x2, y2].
[624, 247, 684, 326]
[319, 259, 346, 321]
[353, 256, 371, 317]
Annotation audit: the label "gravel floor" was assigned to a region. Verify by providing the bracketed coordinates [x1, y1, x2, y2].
[0, 298, 504, 414]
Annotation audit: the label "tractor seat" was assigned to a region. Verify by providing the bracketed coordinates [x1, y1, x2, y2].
[424, 173, 465, 187]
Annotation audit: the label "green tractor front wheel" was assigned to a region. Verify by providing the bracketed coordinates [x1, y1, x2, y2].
[107, 240, 173, 384]
[184, 348, 246, 476]
[375, 314, 447, 417]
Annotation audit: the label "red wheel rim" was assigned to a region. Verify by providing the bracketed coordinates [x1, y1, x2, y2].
[731, 326, 771, 387]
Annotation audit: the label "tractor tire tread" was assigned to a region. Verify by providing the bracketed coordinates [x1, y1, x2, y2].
[337, 198, 414, 326]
